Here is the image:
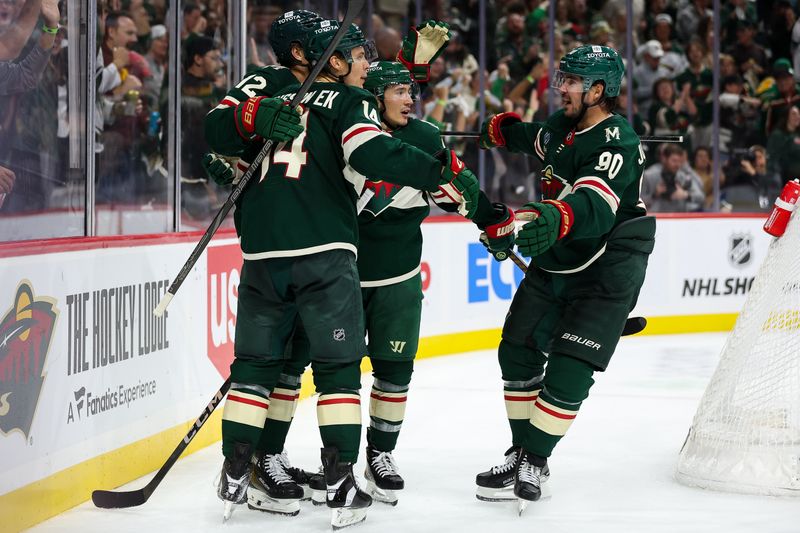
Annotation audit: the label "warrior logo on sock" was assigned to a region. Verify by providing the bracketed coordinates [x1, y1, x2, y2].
[0, 282, 58, 439]
[540, 165, 570, 200]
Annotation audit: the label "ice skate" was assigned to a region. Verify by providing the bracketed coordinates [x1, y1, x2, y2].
[364, 445, 403, 506]
[514, 449, 550, 515]
[475, 446, 520, 501]
[321, 447, 372, 530]
[277, 450, 316, 501]
[247, 452, 303, 516]
[309, 468, 327, 506]
[217, 442, 253, 522]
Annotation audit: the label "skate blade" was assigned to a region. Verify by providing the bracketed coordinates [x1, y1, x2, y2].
[311, 488, 327, 506]
[222, 501, 237, 523]
[476, 485, 516, 502]
[518, 499, 528, 516]
[365, 480, 398, 506]
[246, 492, 301, 516]
[300, 485, 313, 502]
[331, 507, 368, 530]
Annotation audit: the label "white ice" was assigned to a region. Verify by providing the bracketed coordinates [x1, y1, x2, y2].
[31, 333, 800, 533]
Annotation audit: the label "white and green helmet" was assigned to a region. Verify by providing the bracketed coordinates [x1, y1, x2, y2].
[552, 45, 625, 98]
[364, 61, 420, 99]
[303, 19, 377, 64]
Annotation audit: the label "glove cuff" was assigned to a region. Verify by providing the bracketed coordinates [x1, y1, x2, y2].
[485, 205, 515, 239]
[541, 199, 574, 239]
[396, 51, 431, 82]
[488, 112, 522, 147]
[235, 96, 265, 140]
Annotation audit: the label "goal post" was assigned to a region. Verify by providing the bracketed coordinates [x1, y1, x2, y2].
[675, 209, 800, 496]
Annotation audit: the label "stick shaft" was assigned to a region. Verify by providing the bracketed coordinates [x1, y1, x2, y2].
[440, 131, 683, 143]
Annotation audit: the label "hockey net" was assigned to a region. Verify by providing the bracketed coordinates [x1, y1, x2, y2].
[675, 211, 800, 496]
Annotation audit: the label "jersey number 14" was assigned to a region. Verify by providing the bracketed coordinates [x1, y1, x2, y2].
[262, 111, 310, 180]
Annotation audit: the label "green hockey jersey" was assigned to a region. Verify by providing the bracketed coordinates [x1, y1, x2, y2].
[357, 117, 445, 285]
[228, 81, 445, 259]
[504, 110, 648, 272]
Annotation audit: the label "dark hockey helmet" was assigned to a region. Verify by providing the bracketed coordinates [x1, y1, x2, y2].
[552, 44, 625, 98]
[303, 19, 377, 64]
[364, 61, 420, 99]
[268, 10, 323, 66]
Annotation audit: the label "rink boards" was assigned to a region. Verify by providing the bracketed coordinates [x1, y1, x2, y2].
[0, 213, 772, 531]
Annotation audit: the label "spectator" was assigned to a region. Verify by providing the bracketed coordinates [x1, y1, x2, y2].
[633, 40, 671, 116]
[719, 74, 762, 157]
[648, 78, 696, 144]
[651, 13, 687, 77]
[768, 0, 795, 64]
[720, 0, 757, 49]
[767, 105, 800, 186]
[642, 144, 705, 212]
[181, 2, 205, 41]
[676, 0, 711, 44]
[690, 145, 721, 210]
[722, 145, 774, 210]
[675, 39, 712, 147]
[495, 5, 536, 82]
[181, 35, 225, 221]
[0, 0, 46, 61]
[248, 5, 279, 66]
[764, 62, 800, 135]
[588, 19, 614, 48]
[142, 24, 167, 103]
[727, 19, 766, 82]
[0, 165, 13, 198]
[0, 0, 59, 95]
[375, 25, 401, 61]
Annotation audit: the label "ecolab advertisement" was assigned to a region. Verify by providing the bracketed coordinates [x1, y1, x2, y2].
[0, 216, 773, 500]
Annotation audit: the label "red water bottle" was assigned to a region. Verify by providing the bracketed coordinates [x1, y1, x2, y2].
[764, 179, 800, 237]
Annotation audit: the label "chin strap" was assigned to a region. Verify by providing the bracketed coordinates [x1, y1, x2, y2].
[572, 83, 607, 127]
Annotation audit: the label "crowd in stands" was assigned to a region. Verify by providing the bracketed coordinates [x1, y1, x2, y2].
[1, 0, 799, 241]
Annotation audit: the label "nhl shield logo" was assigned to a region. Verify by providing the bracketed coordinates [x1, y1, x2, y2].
[728, 233, 752, 267]
[332, 328, 346, 342]
[0, 282, 58, 439]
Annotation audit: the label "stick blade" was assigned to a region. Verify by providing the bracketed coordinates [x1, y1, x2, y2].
[622, 316, 647, 336]
[92, 488, 149, 509]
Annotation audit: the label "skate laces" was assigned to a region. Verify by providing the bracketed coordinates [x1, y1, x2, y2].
[371, 450, 400, 476]
[491, 451, 517, 475]
[265, 454, 294, 485]
[517, 455, 542, 485]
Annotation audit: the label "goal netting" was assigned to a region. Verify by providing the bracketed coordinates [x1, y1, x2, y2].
[675, 211, 800, 496]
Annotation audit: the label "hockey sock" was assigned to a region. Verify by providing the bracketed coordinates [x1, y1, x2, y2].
[258, 372, 302, 454]
[498, 339, 546, 446]
[523, 353, 596, 458]
[367, 359, 413, 452]
[221, 357, 283, 458]
[312, 360, 363, 463]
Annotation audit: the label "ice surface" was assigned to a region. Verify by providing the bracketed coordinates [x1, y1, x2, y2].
[31, 333, 800, 533]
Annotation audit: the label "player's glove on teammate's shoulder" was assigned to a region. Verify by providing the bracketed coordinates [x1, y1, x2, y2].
[202, 153, 235, 186]
[397, 19, 451, 82]
[480, 203, 515, 261]
[479, 112, 521, 149]
[432, 149, 480, 219]
[516, 200, 574, 257]
[235, 97, 303, 143]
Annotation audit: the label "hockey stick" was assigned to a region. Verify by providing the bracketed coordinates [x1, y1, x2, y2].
[91, 378, 231, 509]
[480, 235, 647, 336]
[93, 187, 375, 510]
[154, 0, 366, 317]
[440, 131, 683, 144]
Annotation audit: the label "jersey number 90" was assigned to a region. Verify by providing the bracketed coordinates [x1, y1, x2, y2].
[594, 151, 624, 179]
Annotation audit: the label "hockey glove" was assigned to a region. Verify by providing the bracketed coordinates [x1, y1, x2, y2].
[516, 200, 574, 257]
[479, 203, 516, 261]
[479, 112, 522, 149]
[202, 153, 235, 186]
[397, 19, 451, 82]
[432, 149, 480, 219]
[235, 97, 303, 143]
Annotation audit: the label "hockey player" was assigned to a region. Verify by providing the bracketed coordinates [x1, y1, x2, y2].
[474, 45, 656, 512]
[208, 19, 481, 528]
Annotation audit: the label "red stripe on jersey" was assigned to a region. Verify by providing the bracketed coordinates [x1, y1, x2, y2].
[271, 392, 299, 402]
[535, 402, 576, 420]
[220, 97, 238, 107]
[370, 393, 407, 403]
[318, 398, 361, 406]
[575, 178, 619, 206]
[342, 125, 381, 145]
[228, 394, 269, 409]
[504, 395, 536, 402]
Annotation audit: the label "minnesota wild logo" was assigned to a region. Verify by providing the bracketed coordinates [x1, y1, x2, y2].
[540, 165, 570, 199]
[362, 179, 401, 216]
